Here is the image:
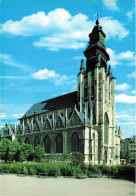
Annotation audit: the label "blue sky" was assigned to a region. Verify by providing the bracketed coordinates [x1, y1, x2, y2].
[0, 0, 135, 138]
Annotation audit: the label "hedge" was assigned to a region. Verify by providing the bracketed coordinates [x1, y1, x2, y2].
[0, 162, 135, 181]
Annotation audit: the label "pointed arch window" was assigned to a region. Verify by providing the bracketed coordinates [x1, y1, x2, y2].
[56, 134, 63, 153]
[71, 132, 79, 152]
[34, 136, 40, 148]
[104, 113, 109, 145]
[25, 137, 30, 144]
[44, 135, 51, 154]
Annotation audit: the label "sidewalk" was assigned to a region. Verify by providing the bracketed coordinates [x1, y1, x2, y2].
[0, 175, 135, 196]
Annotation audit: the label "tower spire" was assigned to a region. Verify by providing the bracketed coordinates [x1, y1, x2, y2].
[96, 11, 99, 26]
[80, 59, 85, 73]
[108, 65, 112, 77]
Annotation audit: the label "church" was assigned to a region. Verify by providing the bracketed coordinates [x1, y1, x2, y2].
[1, 16, 120, 165]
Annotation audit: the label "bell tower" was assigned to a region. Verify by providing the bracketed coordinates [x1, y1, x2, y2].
[77, 14, 118, 165]
[84, 13, 110, 72]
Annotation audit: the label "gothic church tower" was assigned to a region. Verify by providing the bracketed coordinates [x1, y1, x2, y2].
[78, 15, 120, 164]
[2, 14, 120, 165]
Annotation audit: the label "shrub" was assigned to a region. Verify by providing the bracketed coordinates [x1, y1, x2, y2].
[59, 163, 73, 176]
[47, 165, 61, 176]
[19, 143, 34, 162]
[29, 167, 37, 175]
[0, 139, 11, 162]
[23, 163, 38, 175]
[98, 165, 111, 175]
[70, 152, 85, 168]
[118, 165, 135, 180]
[8, 140, 20, 162]
[71, 166, 82, 176]
[0, 164, 11, 172]
[110, 166, 118, 175]
[8, 163, 23, 173]
[0, 162, 134, 181]
[88, 164, 100, 174]
[33, 145, 45, 162]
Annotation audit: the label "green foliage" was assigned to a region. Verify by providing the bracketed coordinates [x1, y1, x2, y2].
[8, 140, 20, 161]
[88, 164, 101, 174]
[71, 166, 82, 176]
[117, 164, 135, 180]
[125, 150, 132, 162]
[58, 163, 73, 176]
[19, 143, 34, 162]
[33, 145, 45, 162]
[0, 162, 135, 181]
[0, 139, 11, 161]
[47, 166, 61, 176]
[99, 165, 112, 175]
[120, 150, 125, 159]
[110, 166, 118, 175]
[0, 140, 47, 162]
[70, 152, 85, 168]
[9, 163, 23, 173]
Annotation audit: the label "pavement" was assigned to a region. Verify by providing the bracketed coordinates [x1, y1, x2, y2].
[0, 174, 135, 196]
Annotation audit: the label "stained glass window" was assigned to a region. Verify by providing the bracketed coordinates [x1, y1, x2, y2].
[71, 132, 79, 152]
[44, 135, 50, 153]
[56, 134, 63, 153]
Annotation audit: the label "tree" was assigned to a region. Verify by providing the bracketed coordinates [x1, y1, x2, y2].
[125, 150, 132, 163]
[8, 140, 20, 161]
[19, 143, 34, 162]
[33, 145, 45, 162]
[70, 152, 85, 168]
[0, 139, 11, 162]
[120, 150, 125, 159]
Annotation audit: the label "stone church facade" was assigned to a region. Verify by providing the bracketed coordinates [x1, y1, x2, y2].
[1, 16, 120, 165]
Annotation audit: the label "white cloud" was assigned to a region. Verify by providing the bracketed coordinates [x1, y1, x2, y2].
[126, 9, 135, 20]
[0, 113, 8, 119]
[131, 90, 136, 94]
[12, 113, 24, 119]
[32, 68, 76, 86]
[115, 94, 136, 103]
[0, 53, 30, 72]
[0, 112, 24, 120]
[115, 114, 131, 120]
[127, 71, 136, 79]
[116, 83, 130, 91]
[118, 122, 135, 125]
[32, 68, 59, 79]
[0, 9, 129, 51]
[103, 0, 118, 10]
[0, 76, 27, 79]
[100, 17, 128, 39]
[33, 37, 86, 51]
[106, 48, 135, 67]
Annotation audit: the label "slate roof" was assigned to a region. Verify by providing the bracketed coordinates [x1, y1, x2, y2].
[19, 91, 77, 119]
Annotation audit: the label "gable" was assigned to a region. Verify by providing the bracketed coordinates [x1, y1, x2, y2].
[44, 119, 51, 131]
[33, 121, 40, 132]
[24, 123, 31, 134]
[68, 110, 83, 127]
[55, 116, 64, 129]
